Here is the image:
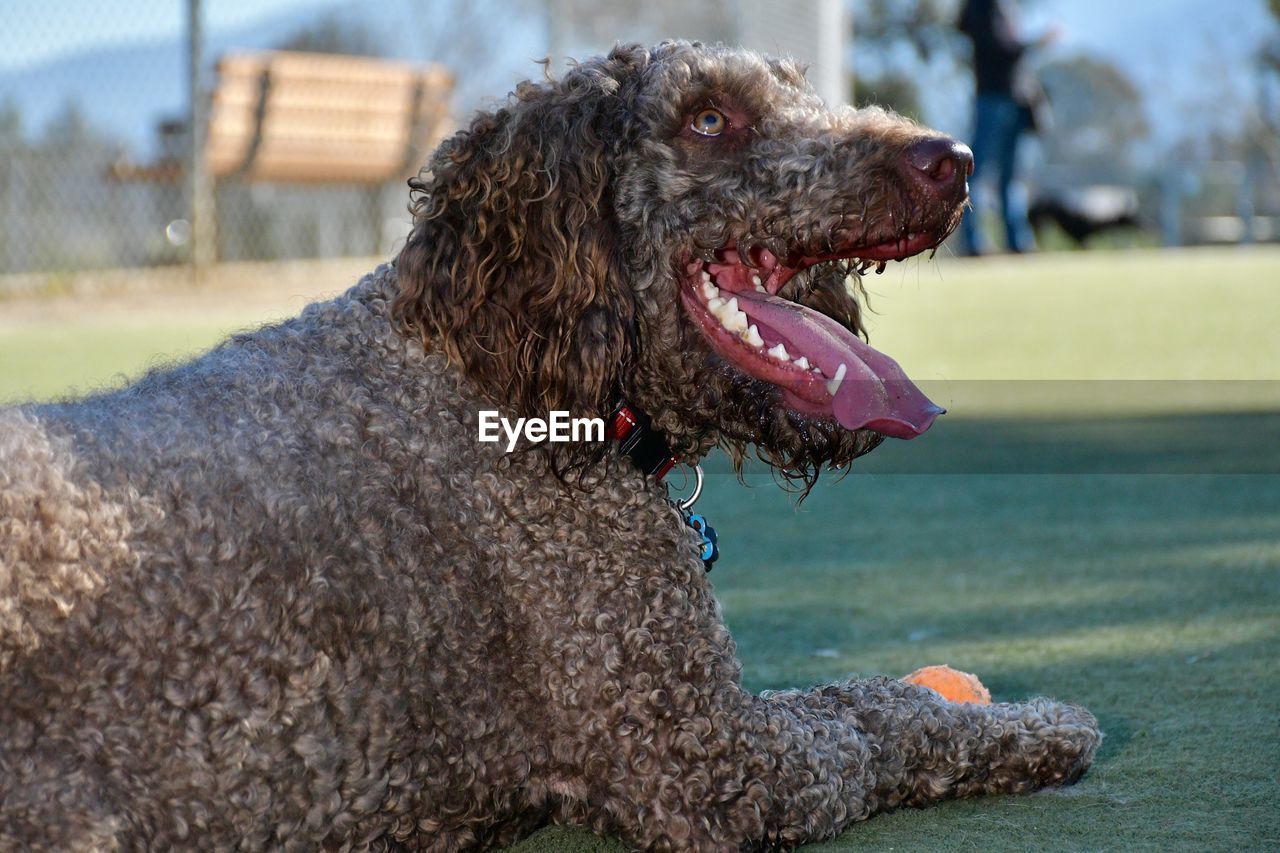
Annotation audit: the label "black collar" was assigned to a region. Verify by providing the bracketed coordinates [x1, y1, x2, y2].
[608, 402, 719, 571]
[607, 403, 677, 479]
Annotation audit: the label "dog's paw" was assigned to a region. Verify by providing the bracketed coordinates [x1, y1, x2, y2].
[1020, 698, 1102, 786]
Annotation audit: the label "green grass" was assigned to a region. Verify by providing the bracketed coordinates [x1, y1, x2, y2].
[3, 247, 1278, 850]
[0, 322, 240, 403]
[0, 280, 328, 404]
[712, 473, 1278, 850]
[517, 472, 1280, 852]
[862, 247, 1280, 382]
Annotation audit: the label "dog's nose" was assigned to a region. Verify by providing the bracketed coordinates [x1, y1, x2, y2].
[902, 137, 973, 198]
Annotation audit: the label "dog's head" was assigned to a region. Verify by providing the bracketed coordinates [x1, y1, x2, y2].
[395, 41, 970, 484]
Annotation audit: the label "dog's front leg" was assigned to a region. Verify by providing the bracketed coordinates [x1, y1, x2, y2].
[532, 571, 1098, 851]
[545, 677, 882, 850]
[528, 565, 896, 850]
[551, 674, 1097, 850]
[785, 676, 1101, 811]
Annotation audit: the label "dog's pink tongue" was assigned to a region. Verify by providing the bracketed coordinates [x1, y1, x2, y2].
[831, 363, 943, 439]
[736, 290, 944, 438]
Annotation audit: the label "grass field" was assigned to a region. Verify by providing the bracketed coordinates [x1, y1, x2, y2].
[3, 247, 1278, 850]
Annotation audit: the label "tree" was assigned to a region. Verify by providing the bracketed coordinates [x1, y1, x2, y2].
[40, 98, 119, 157]
[851, 0, 964, 120]
[0, 98, 22, 149]
[855, 0, 963, 64]
[1262, 0, 1280, 133]
[277, 15, 384, 57]
[1261, 0, 1280, 154]
[1037, 55, 1149, 180]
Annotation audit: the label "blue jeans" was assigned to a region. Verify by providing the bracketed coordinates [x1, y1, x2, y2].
[960, 93, 1036, 254]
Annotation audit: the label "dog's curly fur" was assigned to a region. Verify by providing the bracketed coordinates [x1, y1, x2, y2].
[0, 42, 1099, 850]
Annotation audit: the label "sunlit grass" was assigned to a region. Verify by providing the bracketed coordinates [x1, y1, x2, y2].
[864, 246, 1280, 382]
[3, 247, 1279, 405]
[0, 323, 237, 404]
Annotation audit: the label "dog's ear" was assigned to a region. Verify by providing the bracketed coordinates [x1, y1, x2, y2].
[395, 46, 648, 434]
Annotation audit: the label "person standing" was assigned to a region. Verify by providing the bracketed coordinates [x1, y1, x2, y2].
[958, 0, 1058, 255]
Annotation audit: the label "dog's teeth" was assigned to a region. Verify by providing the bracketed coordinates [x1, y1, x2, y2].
[825, 363, 848, 395]
[711, 296, 733, 319]
[701, 270, 712, 282]
[711, 296, 748, 332]
[742, 324, 764, 347]
[710, 296, 738, 318]
[700, 281, 720, 299]
[767, 343, 789, 361]
[793, 355, 809, 369]
[751, 274, 764, 291]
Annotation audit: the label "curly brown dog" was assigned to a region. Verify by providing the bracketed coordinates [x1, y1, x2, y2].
[0, 42, 1099, 850]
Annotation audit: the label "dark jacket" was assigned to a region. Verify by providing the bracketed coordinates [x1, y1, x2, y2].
[959, 0, 1049, 126]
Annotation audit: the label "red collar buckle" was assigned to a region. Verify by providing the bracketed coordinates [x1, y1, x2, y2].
[608, 403, 677, 480]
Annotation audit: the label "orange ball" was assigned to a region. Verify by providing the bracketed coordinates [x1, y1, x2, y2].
[902, 665, 992, 704]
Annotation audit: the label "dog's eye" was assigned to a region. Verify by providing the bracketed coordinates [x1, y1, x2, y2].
[691, 108, 728, 137]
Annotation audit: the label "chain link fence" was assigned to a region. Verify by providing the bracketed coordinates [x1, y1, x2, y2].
[9, 1, 1269, 282]
[0, 0, 552, 281]
[1, 0, 857, 284]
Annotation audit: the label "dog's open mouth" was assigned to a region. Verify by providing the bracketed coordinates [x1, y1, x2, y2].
[679, 234, 945, 439]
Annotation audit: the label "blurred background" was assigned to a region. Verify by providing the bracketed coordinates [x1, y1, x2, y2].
[2, 5, 1278, 848]
[0, 0, 1277, 279]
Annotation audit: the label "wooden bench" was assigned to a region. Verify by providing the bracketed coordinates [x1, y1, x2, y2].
[112, 50, 454, 185]
[206, 51, 453, 183]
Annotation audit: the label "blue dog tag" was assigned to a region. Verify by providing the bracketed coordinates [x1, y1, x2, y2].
[684, 511, 720, 571]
